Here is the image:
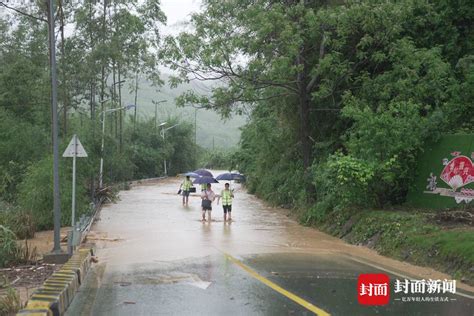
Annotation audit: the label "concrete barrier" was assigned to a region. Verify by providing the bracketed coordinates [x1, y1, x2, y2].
[17, 248, 93, 316]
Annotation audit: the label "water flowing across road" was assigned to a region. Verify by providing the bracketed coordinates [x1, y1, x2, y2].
[67, 176, 474, 315]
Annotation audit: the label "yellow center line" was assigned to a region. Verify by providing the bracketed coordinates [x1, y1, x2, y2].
[224, 253, 331, 316]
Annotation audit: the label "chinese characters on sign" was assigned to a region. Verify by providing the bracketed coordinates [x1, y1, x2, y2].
[425, 153, 474, 204]
[358, 274, 390, 305]
[394, 279, 456, 294]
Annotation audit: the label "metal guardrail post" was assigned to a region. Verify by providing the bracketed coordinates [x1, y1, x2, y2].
[67, 230, 74, 255]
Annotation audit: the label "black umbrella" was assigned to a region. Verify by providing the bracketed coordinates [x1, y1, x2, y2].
[216, 172, 245, 181]
[183, 172, 201, 178]
[193, 176, 219, 184]
[193, 169, 213, 177]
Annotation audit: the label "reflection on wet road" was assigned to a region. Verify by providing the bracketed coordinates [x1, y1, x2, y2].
[67, 176, 474, 315]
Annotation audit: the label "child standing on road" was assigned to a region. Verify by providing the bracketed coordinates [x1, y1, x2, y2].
[201, 183, 216, 222]
[217, 183, 234, 222]
[179, 176, 193, 206]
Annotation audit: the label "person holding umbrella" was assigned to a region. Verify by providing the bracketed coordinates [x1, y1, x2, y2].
[193, 176, 219, 222]
[193, 169, 214, 192]
[217, 183, 234, 222]
[179, 175, 193, 206]
[201, 183, 216, 222]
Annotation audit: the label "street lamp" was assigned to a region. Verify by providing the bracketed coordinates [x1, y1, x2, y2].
[160, 122, 180, 176]
[111, 80, 125, 92]
[99, 104, 136, 188]
[153, 99, 166, 130]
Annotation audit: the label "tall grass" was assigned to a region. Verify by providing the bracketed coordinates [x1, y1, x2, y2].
[0, 277, 22, 315]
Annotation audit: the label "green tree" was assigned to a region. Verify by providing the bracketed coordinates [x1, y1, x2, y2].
[163, 0, 341, 195]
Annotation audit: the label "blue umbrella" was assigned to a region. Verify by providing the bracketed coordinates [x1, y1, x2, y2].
[183, 172, 201, 178]
[193, 169, 213, 177]
[193, 176, 219, 184]
[216, 172, 245, 181]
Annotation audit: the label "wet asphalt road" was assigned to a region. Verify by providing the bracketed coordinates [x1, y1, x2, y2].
[66, 176, 474, 316]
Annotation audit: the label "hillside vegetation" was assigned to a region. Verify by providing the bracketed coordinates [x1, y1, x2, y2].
[120, 74, 246, 149]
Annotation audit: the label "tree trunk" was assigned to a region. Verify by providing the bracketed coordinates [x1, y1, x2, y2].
[134, 72, 139, 132]
[89, 83, 95, 124]
[297, 53, 312, 171]
[297, 49, 315, 200]
[112, 61, 117, 137]
[118, 64, 123, 152]
[100, 0, 107, 118]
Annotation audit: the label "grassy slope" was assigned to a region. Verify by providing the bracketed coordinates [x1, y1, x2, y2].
[120, 74, 246, 149]
[312, 207, 474, 285]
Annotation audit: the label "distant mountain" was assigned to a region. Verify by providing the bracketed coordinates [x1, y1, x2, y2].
[121, 74, 246, 149]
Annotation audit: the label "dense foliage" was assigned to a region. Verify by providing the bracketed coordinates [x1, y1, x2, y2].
[198, 148, 237, 170]
[0, 1, 197, 235]
[164, 0, 473, 219]
[0, 0, 472, 272]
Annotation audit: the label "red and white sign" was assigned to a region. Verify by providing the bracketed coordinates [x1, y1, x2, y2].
[358, 274, 390, 305]
[440, 156, 474, 190]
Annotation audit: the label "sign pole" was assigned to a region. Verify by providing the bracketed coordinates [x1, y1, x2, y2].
[72, 134, 77, 227]
[62, 135, 88, 253]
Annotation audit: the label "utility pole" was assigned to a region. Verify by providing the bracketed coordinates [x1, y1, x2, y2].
[44, 0, 67, 263]
[194, 108, 197, 145]
[49, 0, 61, 254]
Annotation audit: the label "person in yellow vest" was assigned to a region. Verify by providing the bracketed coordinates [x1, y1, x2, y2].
[180, 176, 193, 206]
[217, 183, 235, 221]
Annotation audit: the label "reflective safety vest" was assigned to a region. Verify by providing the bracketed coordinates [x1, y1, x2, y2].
[221, 189, 233, 205]
[183, 179, 192, 190]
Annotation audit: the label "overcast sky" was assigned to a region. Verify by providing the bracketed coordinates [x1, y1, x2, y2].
[160, 0, 202, 35]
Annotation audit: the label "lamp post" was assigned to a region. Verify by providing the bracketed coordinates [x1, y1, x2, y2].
[111, 80, 126, 99]
[160, 122, 180, 176]
[99, 104, 135, 188]
[109, 80, 125, 138]
[152, 99, 166, 131]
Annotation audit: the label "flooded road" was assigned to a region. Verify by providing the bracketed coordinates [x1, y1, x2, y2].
[67, 176, 474, 315]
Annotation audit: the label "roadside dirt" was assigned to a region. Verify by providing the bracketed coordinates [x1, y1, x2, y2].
[0, 228, 69, 305]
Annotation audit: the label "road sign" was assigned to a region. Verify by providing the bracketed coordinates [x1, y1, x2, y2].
[63, 135, 88, 157]
[63, 135, 88, 245]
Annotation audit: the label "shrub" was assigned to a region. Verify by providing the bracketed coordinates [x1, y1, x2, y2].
[0, 286, 22, 315]
[314, 153, 375, 209]
[0, 225, 20, 267]
[0, 109, 48, 202]
[0, 210, 35, 240]
[17, 155, 89, 230]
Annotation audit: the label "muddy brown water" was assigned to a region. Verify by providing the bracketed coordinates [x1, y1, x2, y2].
[66, 172, 473, 315]
[92, 176, 473, 293]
